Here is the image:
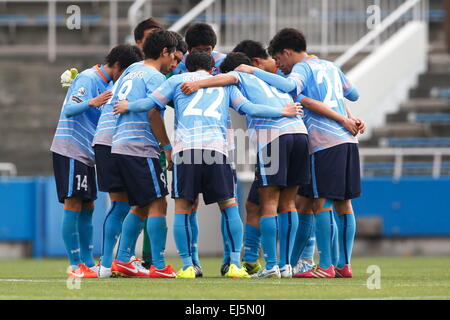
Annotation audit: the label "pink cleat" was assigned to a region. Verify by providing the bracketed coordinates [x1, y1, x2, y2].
[335, 264, 353, 278]
[293, 265, 335, 278]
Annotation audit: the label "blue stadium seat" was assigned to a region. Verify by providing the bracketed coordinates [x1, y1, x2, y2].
[384, 137, 450, 147]
[413, 113, 450, 123]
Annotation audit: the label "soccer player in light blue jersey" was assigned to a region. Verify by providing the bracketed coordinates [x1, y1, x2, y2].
[105, 30, 179, 279]
[171, 22, 229, 277]
[113, 51, 302, 278]
[50, 44, 142, 278]
[180, 51, 347, 278]
[237, 28, 364, 278]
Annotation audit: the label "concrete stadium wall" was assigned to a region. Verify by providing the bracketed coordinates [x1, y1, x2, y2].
[347, 21, 428, 140]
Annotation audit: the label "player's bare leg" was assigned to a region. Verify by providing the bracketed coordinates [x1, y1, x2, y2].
[333, 199, 356, 278]
[277, 186, 300, 277]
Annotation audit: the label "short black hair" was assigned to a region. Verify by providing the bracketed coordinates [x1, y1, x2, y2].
[169, 31, 188, 54]
[133, 18, 163, 42]
[185, 51, 215, 72]
[268, 28, 307, 56]
[219, 52, 252, 73]
[232, 40, 269, 59]
[105, 44, 143, 70]
[185, 22, 217, 50]
[143, 30, 177, 60]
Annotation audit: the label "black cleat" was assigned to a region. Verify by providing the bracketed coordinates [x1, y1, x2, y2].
[193, 264, 203, 277]
[220, 263, 230, 276]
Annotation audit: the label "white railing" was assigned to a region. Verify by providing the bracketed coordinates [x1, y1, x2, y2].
[0, 163, 17, 177]
[238, 147, 450, 182]
[0, 0, 135, 62]
[360, 148, 450, 179]
[167, 0, 426, 55]
[335, 0, 428, 68]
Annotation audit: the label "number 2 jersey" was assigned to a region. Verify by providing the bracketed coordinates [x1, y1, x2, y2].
[149, 71, 251, 157]
[229, 71, 307, 149]
[50, 65, 111, 166]
[289, 55, 358, 153]
[111, 61, 166, 158]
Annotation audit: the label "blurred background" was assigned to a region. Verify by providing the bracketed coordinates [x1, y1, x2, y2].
[0, 0, 449, 260]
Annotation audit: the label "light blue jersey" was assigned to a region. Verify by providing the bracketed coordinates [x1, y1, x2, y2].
[229, 71, 307, 149]
[111, 62, 166, 158]
[51, 64, 112, 166]
[173, 51, 226, 75]
[288, 55, 357, 153]
[150, 71, 250, 156]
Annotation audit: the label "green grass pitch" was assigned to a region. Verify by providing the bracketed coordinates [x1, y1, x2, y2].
[0, 257, 449, 300]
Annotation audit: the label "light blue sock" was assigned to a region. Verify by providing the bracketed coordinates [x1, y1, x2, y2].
[278, 211, 299, 266]
[292, 213, 315, 264]
[331, 211, 339, 267]
[116, 212, 145, 263]
[300, 218, 316, 261]
[173, 213, 193, 270]
[147, 216, 167, 270]
[101, 201, 130, 268]
[243, 224, 261, 263]
[189, 210, 200, 265]
[260, 216, 278, 270]
[337, 213, 356, 268]
[62, 209, 82, 269]
[220, 210, 231, 265]
[315, 199, 334, 269]
[78, 207, 95, 267]
[222, 204, 244, 267]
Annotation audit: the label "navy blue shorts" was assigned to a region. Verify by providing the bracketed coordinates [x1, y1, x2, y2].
[247, 179, 260, 205]
[298, 143, 361, 200]
[52, 152, 97, 204]
[255, 134, 310, 188]
[172, 149, 235, 205]
[94, 144, 125, 193]
[112, 153, 168, 207]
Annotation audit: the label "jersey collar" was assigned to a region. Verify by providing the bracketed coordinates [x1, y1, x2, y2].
[95, 64, 112, 84]
[301, 55, 316, 62]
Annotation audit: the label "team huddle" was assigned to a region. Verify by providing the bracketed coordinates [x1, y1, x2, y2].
[51, 18, 364, 279]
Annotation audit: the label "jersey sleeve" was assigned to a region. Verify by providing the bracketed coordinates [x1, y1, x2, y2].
[228, 71, 242, 85]
[228, 85, 250, 115]
[288, 63, 311, 98]
[63, 74, 95, 117]
[335, 66, 360, 101]
[149, 77, 178, 110]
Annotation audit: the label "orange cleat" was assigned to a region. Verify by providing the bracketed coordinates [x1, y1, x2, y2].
[112, 258, 149, 277]
[335, 264, 353, 278]
[293, 265, 336, 278]
[149, 265, 177, 278]
[67, 264, 98, 278]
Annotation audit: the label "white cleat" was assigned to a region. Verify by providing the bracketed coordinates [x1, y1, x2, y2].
[252, 265, 281, 279]
[98, 265, 112, 278]
[279, 264, 293, 278]
[89, 265, 100, 274]
[293, 259, 315, 274]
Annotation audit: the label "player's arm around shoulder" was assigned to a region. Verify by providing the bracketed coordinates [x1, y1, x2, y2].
[180, 73, 238, 95]
[63, 74, 112, 118]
